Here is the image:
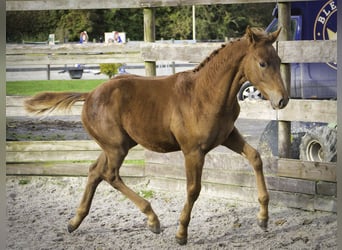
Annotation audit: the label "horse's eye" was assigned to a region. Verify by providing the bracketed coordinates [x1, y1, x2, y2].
[259, 62, 267, 68]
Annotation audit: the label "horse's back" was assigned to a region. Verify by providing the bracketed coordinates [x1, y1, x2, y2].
[86, 74, 177, 107]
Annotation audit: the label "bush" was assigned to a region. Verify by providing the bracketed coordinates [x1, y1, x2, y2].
[99, 63, 123, 78]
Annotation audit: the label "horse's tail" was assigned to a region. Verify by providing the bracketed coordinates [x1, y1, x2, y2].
[24, 92, 89, 115]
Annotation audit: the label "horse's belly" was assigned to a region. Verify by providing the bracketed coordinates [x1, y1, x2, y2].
[135, 139, 180, 153]
[140, 140, 180, 153]
[127, 129, 180, 153]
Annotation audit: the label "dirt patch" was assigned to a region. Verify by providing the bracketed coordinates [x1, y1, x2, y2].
[6, 116, 90, 141]
[7, 176, 337, 249]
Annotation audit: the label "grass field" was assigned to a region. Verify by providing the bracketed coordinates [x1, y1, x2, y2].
[6, 79, 106, 96]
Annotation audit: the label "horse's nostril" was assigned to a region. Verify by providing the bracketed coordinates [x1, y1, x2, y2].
[279, 97, 289, 108]
[279, 99, 284, 108]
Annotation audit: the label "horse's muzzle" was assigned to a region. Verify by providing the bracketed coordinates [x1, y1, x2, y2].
[270, 95, 289, 110]
[278, 97, 289, 109]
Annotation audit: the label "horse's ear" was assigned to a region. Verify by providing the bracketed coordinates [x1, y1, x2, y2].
[269, 27, 282, 43]
[246, 26, 258, 44]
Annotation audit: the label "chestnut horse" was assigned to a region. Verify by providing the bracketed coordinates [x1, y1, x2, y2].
[25, 27, 288, 245]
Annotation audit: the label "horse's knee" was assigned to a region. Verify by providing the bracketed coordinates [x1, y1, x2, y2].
[248, 149, 263, 172]
[187, 183, 201, 201]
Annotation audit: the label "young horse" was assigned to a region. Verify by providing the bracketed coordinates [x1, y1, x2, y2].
[25, 27, 288, 245]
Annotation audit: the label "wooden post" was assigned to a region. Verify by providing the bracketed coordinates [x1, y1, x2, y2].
[143, 8, 156, 76]
[337, 5, 342, 243]
[0, 1, 6, 248]
[278, 2, 291, 158]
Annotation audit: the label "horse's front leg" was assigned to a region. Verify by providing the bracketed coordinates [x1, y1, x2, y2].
[222, 127, 269, 230]
[176, 150, 204, 245]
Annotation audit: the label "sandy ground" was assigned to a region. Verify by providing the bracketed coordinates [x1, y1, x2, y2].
[6, 176, 337, 250]
[6, 116, 337, 249]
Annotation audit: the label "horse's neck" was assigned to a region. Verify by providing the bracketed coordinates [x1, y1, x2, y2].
[195, 39, 247, 108]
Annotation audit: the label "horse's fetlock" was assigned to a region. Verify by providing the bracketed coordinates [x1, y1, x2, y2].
[258, 194, 269, 205]
[140, 201, 152, 214]
[176, 226, 188, 245]
[76, 208, 89, 218]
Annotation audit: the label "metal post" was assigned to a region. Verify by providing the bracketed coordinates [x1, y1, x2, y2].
[144, 8, 156, 76]
[278, 2, 291, 158]
[171, 39, 176, 74]
[47, 64, 51, 80]
[192, 5, 196, 41]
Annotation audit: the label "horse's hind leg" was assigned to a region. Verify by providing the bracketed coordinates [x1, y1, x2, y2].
[222, 127, 269, 230]
[67, 152, 105, 233]
[103, 147, 161, 234]
[108, 177, 161, 234]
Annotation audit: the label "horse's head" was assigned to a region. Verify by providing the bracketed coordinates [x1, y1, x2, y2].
[243, 27, 289, 109]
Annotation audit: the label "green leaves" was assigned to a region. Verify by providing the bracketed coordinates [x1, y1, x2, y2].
[99, 63, 123, 79]
[6, 4, 275, 43]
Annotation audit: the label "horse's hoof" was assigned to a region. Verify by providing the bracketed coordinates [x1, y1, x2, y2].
[257, 218, 268, 231]
[175, 236, 187, 245]
[148, 218, 161, 234]
[67, 222, 78, 233]
[148, 223, 161, 234]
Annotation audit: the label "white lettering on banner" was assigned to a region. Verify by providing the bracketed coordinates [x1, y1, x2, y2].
[313, 0, 337, 69]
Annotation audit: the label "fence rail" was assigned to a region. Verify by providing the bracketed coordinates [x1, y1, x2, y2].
[6, 141, 145, 179]
[6, 40, 337, 66]
[6, 139, 336, 212]
[6, 96, 337, 124]
[6, 0, 318, 11]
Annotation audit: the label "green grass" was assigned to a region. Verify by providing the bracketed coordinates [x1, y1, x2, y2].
[18, 179, 30, 185]
[138, 189, 155, 199]
[6, 79, 106, 96]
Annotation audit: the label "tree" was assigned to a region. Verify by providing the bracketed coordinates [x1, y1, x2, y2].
[102, 9, 143, 41]
[6, 10, 65, 42]
[195, 4, 274, 41]
[155, 4, 274, 41]
[6, 4, 275, 43]
[55, 10, 94, 42]
[155, 6, 192, 40]
[196, 5, 233, 40]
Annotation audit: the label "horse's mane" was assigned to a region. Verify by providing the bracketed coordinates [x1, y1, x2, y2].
[192, 28, 271, 73]
[192, 43, 227, 73]
[192, 37, 244, 73]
